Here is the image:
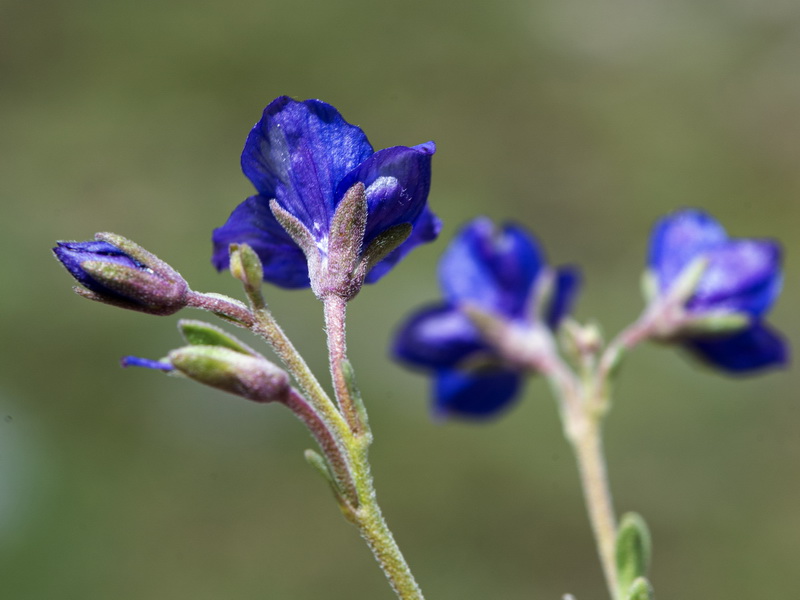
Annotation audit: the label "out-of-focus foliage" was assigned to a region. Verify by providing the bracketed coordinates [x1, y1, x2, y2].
[1, 0, 798, 597]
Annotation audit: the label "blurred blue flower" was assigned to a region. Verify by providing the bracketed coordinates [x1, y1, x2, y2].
[212, 96, 440, 288]
[648, 209, 788, 373]
[393, 218, 579, 419]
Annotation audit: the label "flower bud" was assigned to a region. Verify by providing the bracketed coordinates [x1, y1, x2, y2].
[168, 346, 290, 403]
[53, 233, 188, 316]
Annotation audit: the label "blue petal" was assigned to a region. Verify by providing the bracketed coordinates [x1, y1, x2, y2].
[433, 367, 523, 419]
[240, 97, 374, 238]
[121, 356, 174, 371]
[365, 205, 442, 283]
[336, 142, 436, 247]
[211, 194, 310, 288]
[648, 209, 728, 292]
[393, 303, 486, 369]
[439, 218, 544, 318]
[684, 323, 789, 373]
[688, 240, 782, 318]
[544, 266, 582, 329]
[54, 240, 143, 297]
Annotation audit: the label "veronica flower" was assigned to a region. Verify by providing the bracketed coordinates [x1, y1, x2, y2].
[647, 209, 788, 373]
[212, 96, 439, 298]
[393, 218, 580, 419]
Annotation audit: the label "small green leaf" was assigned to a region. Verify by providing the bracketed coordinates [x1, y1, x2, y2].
[616, 512, 652, 597]
[341, 358, 371, 440]
[304, 449, 335, 486]
[177, 319, 257, 355]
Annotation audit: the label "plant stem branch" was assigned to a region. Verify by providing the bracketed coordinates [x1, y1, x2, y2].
[568, 417, 618, 599]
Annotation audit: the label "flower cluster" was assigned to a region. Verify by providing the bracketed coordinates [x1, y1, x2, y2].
[646, 209, 787, 372]
[393, 218, 579, 418]
[211, 96, 440, 299]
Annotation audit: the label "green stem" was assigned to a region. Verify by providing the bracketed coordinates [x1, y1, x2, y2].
[348, 442, 426, 600]
[526, 335, 619, 598]
[567, 415, 618, 599]
[189, 290, 424, 599]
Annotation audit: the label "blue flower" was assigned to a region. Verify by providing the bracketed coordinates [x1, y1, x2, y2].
[648, 209, 788, 373]
[393, 218, 580, 419]
[53, 234, 188, 315]
[212, 96, 440, 292]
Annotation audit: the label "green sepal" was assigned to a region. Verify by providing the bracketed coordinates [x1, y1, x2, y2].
[640, 270, 660, 305]
[269, 199, 322, 279]
[177, 319, 257, 356]
[359, 222, 412, 273]
[681, 311, 750, 336]
[624, 577, 654, 600]
[667, 256, 708, 305]
[616, 512, 652, 597]
[341, 358, 371, 441]
[327, 183, 367, 279]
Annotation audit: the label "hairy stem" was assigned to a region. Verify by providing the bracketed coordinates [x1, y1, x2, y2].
[324, 294, 364, 434]
[349, 442, 426, 600]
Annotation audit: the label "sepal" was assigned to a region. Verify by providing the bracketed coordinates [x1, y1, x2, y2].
[269, 198, 323, 281]
[177, 319, 257, 355]
[678, 311, 750, 336]
[357, 223, 412, 277]
[320, 183, 368, 300]
[663, 255, 708, 305]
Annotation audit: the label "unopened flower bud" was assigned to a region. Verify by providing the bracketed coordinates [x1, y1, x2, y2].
[53, 233, 188, 316]
[168, 346, 290, 403]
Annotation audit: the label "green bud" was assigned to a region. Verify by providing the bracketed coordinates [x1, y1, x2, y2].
[229, 243, 265, 300]
[168, 346, 289, 403]
[616, 512, 652, 597]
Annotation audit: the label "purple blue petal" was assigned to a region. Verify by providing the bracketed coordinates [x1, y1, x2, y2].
[240, 97, 373, 235]
[684, 323, 789, 373]
[545, 266, 582, 329]
[212, 195, 310, 288]
[433, 367, 522, 419]
[439, 219, 544, 318]
[393, 304, 486, 369]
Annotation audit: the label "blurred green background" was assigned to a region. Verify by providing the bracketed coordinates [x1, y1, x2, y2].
[2, 0, 798, 597]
